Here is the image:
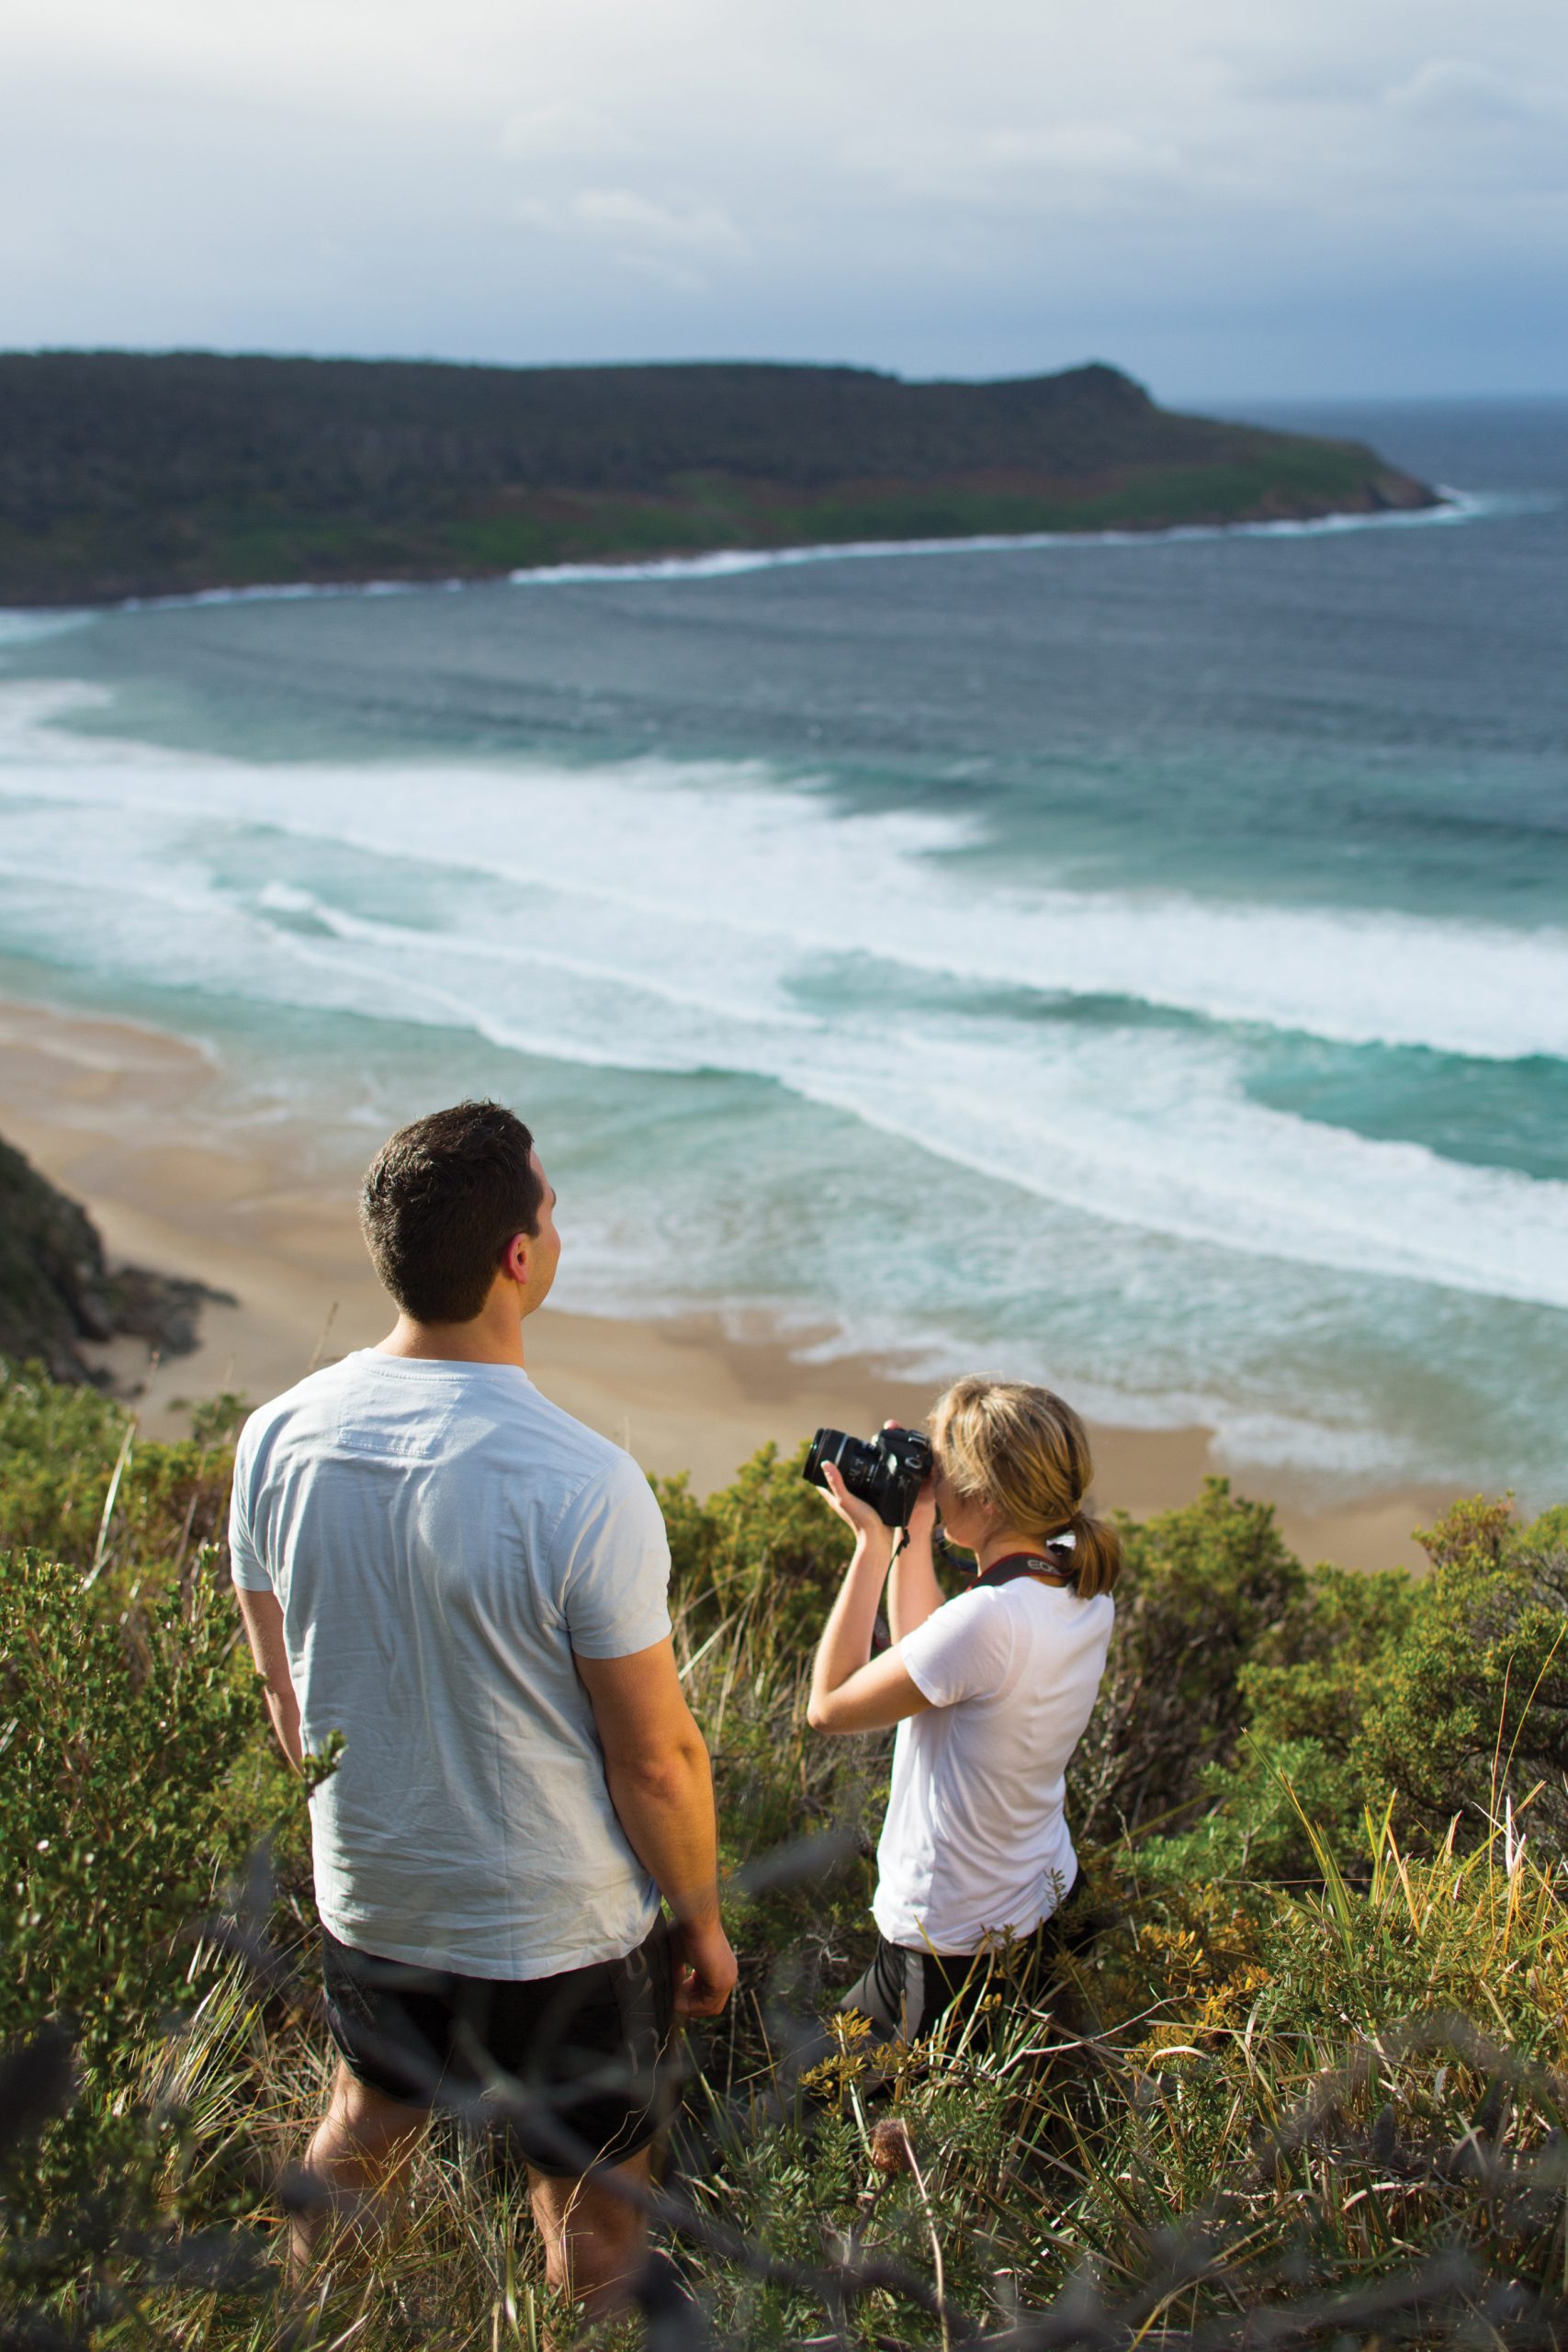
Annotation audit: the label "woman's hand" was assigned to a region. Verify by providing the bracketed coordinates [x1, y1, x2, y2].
[817, 1428, 937, 1549]
[818, 1457, 892, 1543]
[809, 1459, 924, 1735]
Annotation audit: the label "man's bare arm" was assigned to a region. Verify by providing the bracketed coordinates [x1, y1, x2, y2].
[235, 1588, 304, 1771]
[574, 1639, 738, 2019]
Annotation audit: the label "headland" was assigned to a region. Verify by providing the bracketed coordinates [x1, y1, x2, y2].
[0, 353, 1438, 605]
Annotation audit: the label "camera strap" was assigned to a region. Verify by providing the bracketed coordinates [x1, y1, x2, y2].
[976, 1548, 1076, 1590]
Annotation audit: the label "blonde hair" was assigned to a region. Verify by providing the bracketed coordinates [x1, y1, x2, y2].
[929, 1376, 1121, 1600]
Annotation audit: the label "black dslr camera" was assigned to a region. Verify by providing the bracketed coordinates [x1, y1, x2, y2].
[802, 1424, 934, 1529]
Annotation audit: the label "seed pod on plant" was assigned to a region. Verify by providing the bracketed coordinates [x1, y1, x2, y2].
[869, 2117, 916, 2176]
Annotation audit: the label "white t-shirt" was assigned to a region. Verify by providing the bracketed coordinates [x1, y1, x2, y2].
[229, 1350, 671, 1979]
[872, 1576, 1114, 1955]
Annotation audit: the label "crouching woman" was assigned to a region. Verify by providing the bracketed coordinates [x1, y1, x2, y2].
[808, 1376, 1118, 2043]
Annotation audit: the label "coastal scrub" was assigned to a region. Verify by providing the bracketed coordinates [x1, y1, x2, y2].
[3, 1365, 1566, 2346]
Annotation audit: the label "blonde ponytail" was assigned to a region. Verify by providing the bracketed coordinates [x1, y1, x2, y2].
[1063, 1504, 1121, 1600]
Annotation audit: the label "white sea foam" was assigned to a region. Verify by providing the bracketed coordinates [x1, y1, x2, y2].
[3, 692, 1561, 1065]
[118, 577, 471, 613]
[0, 610, 97, 648]
[2, 686, 1567, 1321]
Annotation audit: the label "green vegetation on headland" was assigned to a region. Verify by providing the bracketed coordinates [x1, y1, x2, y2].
[0, 352, 1439, 605]
[5, 1348, 1566, 2348]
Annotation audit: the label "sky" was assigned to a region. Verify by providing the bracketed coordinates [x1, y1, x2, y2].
[4, 0, 1566, 401]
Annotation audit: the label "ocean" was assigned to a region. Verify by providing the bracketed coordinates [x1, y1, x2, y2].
[1, 397, 1564, 1505]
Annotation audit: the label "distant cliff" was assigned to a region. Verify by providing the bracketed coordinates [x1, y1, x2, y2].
[0, 1132, 226, 1384]
[0, 352, 1438, 605]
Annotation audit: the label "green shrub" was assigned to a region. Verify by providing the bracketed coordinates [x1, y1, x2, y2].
[659, 1438, 858, 1647]
[0, 1361, 130, 1561]
[1228, 1497, 1568, 1863]
[1068, 1477, 1312, 1842]
[1240, 1557, 1418, 1753]
[1133, 1731, 1365, 1887]
[0, 1540, 286, 2332]
[1123, 1494, 1568, 1883]
[0, 1357, 240, 1581]
[0, 1548, 268, 2070]
[1351, 1498, 1568, 1848]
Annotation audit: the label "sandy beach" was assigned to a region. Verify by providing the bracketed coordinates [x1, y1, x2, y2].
[0, 994, 1459, 1571]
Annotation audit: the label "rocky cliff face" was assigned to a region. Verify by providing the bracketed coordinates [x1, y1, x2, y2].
[0, 1133, 227, 1385]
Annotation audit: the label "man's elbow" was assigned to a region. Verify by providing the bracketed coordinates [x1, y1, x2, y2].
[610, 1736, 706, 1804]
[806, 1692, 840, 1735]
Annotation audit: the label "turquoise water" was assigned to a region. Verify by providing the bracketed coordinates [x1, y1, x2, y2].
[1, 398, 1564, 1501]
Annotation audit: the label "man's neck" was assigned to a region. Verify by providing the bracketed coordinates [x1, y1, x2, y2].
[377, 1306, 526, 1368]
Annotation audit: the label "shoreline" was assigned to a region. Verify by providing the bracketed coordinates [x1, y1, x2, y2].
[0, 991, 1463, 1569]
[0, 493, 1470, 619]
[0, 993, 1461, 1573]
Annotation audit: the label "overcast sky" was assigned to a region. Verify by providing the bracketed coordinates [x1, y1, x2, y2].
[4, 0, 1565, 400]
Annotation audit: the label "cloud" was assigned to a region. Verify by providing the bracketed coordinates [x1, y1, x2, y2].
[570, 188, 748, 256]
[845, 119, 1186, 216]
[0, 0, 1565, 394]
[614, 252, 712, 296]
[499, 101, 639, 161]
[1386, 56, 1551, 128]
[1223, 61, 1389, 107]
[505, 185, 748, 295]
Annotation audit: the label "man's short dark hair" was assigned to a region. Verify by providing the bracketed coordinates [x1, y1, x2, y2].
[360, 1101, 545, 1325]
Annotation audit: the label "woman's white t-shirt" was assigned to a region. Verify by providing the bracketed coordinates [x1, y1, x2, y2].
[872, 1577, 1114, 1955]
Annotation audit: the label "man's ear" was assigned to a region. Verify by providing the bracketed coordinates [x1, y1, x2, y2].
[501, 1231, 531, 1285]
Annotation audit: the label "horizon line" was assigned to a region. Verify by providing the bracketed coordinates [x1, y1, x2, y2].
[2, 341, 1565, 407]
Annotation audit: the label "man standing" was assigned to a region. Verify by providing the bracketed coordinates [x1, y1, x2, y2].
[231, 1100, 736, 2317]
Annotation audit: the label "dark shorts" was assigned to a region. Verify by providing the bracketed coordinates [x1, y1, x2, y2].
[320, 1916, 678, 2177]
[837, 1873, 1089, 2045]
